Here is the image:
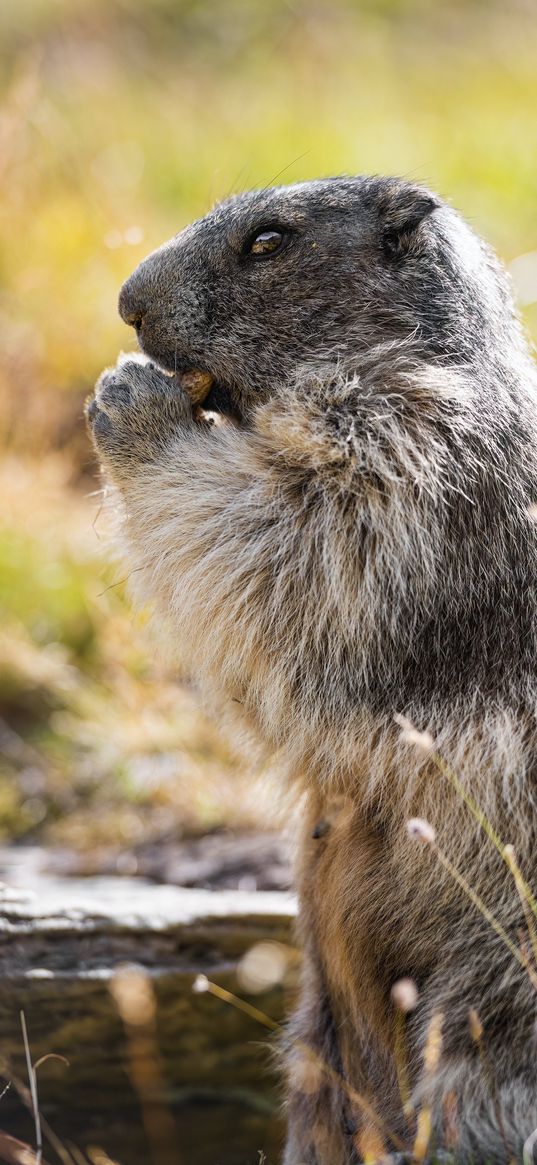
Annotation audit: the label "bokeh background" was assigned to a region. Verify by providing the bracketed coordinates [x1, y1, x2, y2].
[1, 0, 537, 865]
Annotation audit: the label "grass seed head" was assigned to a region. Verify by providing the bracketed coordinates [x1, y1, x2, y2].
[406, 817, 436, 845]
[394, 713, 435, 753]
[391, 977, 419, 1013]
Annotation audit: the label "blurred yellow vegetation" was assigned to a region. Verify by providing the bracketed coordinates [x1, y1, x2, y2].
[1, 0, 537, 848]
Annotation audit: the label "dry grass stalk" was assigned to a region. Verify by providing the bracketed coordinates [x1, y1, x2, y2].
[468, 1009, 515, 1165]
[85, 1149, 123, 1165]
[192, 975, 403, 1153]
[192, 973, 280, 1030]
[442, 1090, 459, 1153]
[1, 1047, 74, 1165]
[20, 1014, 41, 1165]
[63, 1145, 91, 1165]
[504, 845, 537, 970]
[404, 809, 537, 1160]
[355, 1121, 388, 1163]
[391, 978, 418, 1127]
[411, 1012, 443, 1163]
[0, 1130, 52, 1165]
[397, 717, 537, 928]
[109, 967, 179, 1165]
[405, 821, 537, 991]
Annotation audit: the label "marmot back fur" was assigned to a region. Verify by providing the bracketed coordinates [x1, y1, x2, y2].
[87, 176, 537, 1163]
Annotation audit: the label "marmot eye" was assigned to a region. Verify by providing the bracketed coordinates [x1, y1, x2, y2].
[249, 229, 284, 256]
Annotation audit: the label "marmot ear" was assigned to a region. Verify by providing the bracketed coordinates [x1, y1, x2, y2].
[378, 186, 440, 259]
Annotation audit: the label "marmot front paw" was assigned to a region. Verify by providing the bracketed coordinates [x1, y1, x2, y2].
[86, 356, 193, 477]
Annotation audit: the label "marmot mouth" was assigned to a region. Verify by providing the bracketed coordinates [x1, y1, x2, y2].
[150, 353, 241, 421]
[173, 367, 242, 423]
[141, 346, 217, 407]
[156, 360, 219, 408]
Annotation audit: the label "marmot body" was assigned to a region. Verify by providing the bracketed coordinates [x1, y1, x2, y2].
[87, 177, 537, 1163]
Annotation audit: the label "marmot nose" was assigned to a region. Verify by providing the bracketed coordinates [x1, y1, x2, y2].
[118, 276, 145, 331]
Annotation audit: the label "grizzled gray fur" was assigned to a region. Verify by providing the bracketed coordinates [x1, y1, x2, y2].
[87, 177, 537, 1163]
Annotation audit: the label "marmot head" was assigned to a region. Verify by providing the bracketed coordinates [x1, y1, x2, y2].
[119, 176, 519, 419]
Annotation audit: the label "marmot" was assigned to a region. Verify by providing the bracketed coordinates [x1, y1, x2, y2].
[87, 177, 537, 1163]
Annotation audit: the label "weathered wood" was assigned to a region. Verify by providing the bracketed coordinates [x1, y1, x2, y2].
[0, 860, 297, 1165]
[40, 830, 292, 892]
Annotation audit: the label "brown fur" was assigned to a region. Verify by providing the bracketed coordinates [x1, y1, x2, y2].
[87, 177, 537, 1163]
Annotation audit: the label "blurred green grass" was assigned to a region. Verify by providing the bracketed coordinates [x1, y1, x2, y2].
[1, 0, 537, 849]
[0, 457, 273, 849]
